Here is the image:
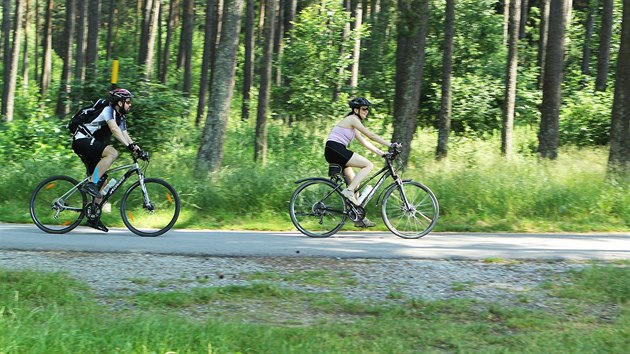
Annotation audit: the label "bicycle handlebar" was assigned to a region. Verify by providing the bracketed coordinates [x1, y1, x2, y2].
[383, 142, 402, 161]
[133, 150, 150, 162]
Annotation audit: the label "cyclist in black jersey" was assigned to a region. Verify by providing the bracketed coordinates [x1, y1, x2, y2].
[71, 88, 142, 232]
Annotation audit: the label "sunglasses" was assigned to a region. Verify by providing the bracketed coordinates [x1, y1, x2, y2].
[360, 107, 369, 112]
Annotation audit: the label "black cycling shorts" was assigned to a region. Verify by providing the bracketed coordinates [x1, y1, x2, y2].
[72, 138, 107, 176]
[325, 141, 354, 167]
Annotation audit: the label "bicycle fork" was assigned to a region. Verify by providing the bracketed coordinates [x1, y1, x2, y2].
[137, 172, 154, 211]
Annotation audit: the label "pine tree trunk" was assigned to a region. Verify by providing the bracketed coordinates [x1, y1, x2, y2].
[537, 0, 567, 160]
[581, 0, 597, 75]
[159, 0, 178, 83]
[86, 0, 101, 80]
[74, 0, 88, 85]
[596, 0, 614, 91]
[241, 0, 255, 120]
[608, 0, 630, 173]
[40, 0, 53, 97]
[181, 0, 194, 95]
[21, 0, 30, 86]
[350, 3, 363, 90]
[1, 0, 24, 121]
[55, 0, 75, 118]
[197, 0, 243, 172]
[392, 0, 430, 168]
[537, 0, 550, 89]
[255, 0, 277, 164]
[196, 0, 218, 126]
[502, 0, 521, 158]
[436, 0, 455, 160]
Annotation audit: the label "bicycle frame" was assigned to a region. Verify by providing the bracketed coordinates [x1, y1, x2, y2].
[56, 157, 148, 214]
[335, 155, 407, 209]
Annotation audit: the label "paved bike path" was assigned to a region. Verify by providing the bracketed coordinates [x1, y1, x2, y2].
[1, 223, 628, 261]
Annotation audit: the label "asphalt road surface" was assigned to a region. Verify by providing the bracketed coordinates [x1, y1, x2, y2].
[1, 223, 628, 261]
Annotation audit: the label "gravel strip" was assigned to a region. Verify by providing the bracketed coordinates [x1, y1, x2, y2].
[0, 250, 588, 307]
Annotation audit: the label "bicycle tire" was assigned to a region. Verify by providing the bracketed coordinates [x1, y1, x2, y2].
[120, 178, 180, 237]
[30, 175, 87, 234]
[381, 181, 439, 239]
[289, 179, 347, 238]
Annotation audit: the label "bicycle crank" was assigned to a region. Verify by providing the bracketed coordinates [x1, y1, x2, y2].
[348, 205, 366, 222]
[85, 203, 102, 221]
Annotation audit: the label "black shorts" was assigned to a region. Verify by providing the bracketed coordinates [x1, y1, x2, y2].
[72, 138, 107, 176]
[325, 141, 354, 167]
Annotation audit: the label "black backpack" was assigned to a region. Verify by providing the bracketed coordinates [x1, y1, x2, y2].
[67, 99, 109, 135]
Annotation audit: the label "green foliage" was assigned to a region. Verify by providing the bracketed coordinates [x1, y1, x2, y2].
[277, 2, 365, 120]
[560, 85, 613, 146]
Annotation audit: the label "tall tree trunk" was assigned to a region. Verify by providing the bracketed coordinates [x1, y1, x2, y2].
[537, 0, 567, 160]
[105, 0, 114, 60]
[55, 0, 75, 118]
[197, 0, 243, 172]
[392, 0, 430, 168]
[334, 0, 351, 101]
[85, 0, 101, 80]
[74, 0, 87, 85]
[596, 0, 614, 91]
[21, 0, 30, 87]
[255, 0, 277, 164]
[1, 0, 10, 63]
[537, 0, 550, 89]
[138, 0, 160, 79]
[436, 0, 455, 160]
[503, 0, 509, 46]
[519, 0, 528, 39]
[350, 2, 363, 91]
[581, 0, 597, 75]
[159, 0, 178, 83]
[1, 0, 24, 121]
[608, 0, 630, 173]
[273, 0, 283, 85]
[40, 0, 53, 97]
[196, 0, 218, 126]
[241, 0, 255, 120]
[502, 0, 521, 157]
[180, 0, 194, 95]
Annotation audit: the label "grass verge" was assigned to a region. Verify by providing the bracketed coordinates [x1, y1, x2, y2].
[2, 263, 630, 353]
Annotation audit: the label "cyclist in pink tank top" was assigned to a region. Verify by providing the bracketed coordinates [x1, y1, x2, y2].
[324, 97, 401, 227]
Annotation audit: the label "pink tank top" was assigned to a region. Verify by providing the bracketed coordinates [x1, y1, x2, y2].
[327, 126, 355, 146]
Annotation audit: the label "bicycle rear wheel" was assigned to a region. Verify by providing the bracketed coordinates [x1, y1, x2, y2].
[30, 175, 87, 233]
[381, 181, 439, 239]
[120, 178, 180, 237]
[289, 180, 347, 238]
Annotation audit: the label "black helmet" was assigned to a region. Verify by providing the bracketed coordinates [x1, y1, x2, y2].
[109, 88, 133, 102]
[348, 97, 372, 109]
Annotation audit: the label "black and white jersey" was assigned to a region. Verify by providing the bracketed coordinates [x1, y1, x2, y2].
[74, 105, 127, 141]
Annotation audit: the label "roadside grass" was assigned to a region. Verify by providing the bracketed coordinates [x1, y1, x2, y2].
[2, 124, 629, 233]
[2, 264, 630, 353]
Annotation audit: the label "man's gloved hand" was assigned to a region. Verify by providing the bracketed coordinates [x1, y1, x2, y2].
[127, 143, 140, 153]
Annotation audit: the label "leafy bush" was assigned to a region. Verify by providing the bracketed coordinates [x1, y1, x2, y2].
[560, 88, 612, 146]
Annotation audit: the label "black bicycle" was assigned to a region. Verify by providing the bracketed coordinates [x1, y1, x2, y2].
[29, 151, 180, 237]
[289, 146, 439, 239]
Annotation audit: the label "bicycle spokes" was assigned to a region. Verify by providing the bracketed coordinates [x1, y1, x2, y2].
[381, 181, 439, 239]
[289, 180, 347, 238]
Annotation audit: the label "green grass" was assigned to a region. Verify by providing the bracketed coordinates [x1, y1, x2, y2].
[2, 264, 630, 353]
[2, 122, 629, 233]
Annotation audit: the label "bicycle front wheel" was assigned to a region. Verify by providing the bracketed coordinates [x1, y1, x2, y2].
[120, 178, 180, 237]
[289, 180, 347, 238]
[30, 175, 87, 234]
[381, 181, 439, 239]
